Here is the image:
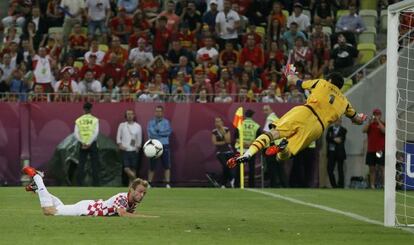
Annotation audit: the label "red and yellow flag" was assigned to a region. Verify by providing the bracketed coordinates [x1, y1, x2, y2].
[233, 107, 245, 189]
[232, 107, 244, 129]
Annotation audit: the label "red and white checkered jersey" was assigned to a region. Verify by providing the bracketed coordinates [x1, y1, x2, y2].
[86, 192, 137, 216]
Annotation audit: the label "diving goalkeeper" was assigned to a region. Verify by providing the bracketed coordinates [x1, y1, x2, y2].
[227, 72, 367, 168]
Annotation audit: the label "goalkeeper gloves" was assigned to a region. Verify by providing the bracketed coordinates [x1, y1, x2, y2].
[352, 113, 367, 125]
[226, 153, 251, 169]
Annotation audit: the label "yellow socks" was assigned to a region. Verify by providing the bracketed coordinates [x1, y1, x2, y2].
[246, 132, 273, 156]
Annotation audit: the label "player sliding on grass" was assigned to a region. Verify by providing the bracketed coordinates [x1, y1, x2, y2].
[22, 166, 158, 217]
[227, 72, 367, 168]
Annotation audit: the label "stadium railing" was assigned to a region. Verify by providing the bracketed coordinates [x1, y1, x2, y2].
[0, 92, 304, 103]
[346, 28, 414, 86]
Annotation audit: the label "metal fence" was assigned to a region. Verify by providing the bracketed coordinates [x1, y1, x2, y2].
[0, 92, 305, 103]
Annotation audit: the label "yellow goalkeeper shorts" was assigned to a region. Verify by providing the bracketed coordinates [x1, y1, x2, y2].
[270, 105, 323, 156]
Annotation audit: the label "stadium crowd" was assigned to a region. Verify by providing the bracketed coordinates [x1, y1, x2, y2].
[0, 0, 399, 103]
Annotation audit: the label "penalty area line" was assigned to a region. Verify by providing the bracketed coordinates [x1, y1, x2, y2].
[245, 188, 414, 234]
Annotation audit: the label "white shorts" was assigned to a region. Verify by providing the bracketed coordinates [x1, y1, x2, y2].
[55, 200, 95, 216]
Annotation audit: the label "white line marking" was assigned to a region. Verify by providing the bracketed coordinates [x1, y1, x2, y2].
[246, 188, 414, 234]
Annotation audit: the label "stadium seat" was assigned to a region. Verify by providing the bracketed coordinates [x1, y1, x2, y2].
[322, 26, 332, 35]
[255, 26, 266, 38]
[360, 0, 377, 10]
[74, 61, 83, 69]
[99, 44, 109, 52]
[336, 10, 350, 20]
[283, 10, 289, 20]
[357, 43, 377, 64]
[358, 26, 377, 43]
[380, 10, 388, 32]
[359, 9, 378, 28]
[48, 27, 63, 35]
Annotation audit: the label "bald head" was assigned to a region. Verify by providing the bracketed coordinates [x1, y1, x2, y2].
[263, 105, 273, 116]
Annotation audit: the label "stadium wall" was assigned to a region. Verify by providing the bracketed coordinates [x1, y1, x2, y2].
[0, 102, 296, 186]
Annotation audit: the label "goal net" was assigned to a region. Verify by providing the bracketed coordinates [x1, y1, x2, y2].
[385, 0, 414, 227]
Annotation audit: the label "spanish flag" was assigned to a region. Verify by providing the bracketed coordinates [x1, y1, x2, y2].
[232, 107, 244, 129]
[233, 107, 245, 189]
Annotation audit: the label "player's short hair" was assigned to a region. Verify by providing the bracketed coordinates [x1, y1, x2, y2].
[130, 178, 149, 189]
[326, 72, 344, 89]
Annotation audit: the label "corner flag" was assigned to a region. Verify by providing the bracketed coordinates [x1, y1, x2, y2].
[233, 107, 245, 189]
[233, 107, 244, 129]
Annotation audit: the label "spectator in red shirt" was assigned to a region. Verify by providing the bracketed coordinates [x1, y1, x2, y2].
[261, 59, 283, 90]
[127, 60, 150, 84]
[241, 23, 262, 47]
[192, 67, 213, 96]
[288, 36, 313, 74]
[103, 36, 129, 65]
[239, 34, 265, 69]
[126, 71, 145, 94]
[309, 25, 330, 78]
[149, 56, 169, 82]
[363, 109, 386, 189]
[128, 26, 150, 50]
[79, 54, 104, 82]
[232, 0, 252, 16]
[102, 52, 126, 86]
[132, 10, 151, 33]
[68, 23, 88, 58]
[109, 8, 133, 44]
[152, 16, 172, 56]
[219, 41, 239, 67]
[158, 0, 180, 32]
[139, 0, 160, 21]
[214, 68, 237, 95]
[265, 41, 285, 67]
[176, 23, 197, 51]
[266, 18, 284, 51]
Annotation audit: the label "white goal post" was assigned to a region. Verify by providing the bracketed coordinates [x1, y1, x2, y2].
[385, 0, 414, 227]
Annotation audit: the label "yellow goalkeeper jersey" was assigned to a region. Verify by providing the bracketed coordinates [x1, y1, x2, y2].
[301, 79, 356, 129]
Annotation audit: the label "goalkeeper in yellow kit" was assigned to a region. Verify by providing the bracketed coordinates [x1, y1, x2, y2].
[227, 72, 367, 168]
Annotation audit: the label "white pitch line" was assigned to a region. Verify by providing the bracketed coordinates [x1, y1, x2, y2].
[245, 188, 414, 234]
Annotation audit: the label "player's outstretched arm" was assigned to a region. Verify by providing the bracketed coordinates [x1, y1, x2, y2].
[117, 208, 159, 218]
[350, 112, 367, 125]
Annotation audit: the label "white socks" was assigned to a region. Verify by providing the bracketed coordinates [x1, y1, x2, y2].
[33, 175, 53, 207]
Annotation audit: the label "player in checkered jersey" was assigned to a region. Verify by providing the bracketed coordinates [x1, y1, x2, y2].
[22, 166, 158, 217]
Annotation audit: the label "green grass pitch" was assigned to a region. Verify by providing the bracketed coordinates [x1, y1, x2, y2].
[0, 187, 412, 244]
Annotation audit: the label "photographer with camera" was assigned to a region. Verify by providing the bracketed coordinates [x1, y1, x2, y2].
[363, 108, 385, 189]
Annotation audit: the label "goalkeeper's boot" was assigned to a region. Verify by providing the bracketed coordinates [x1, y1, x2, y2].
[22, 166, 44, 178]
[226, 153, 251, 169]
[265, 139, 289, 156]
[25, 180, 38, 193]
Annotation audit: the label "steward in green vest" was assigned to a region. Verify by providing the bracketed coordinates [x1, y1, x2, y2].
[234, 109, 261, 188]
[262, 105, 286, 188]
[74, 102, 100, 186]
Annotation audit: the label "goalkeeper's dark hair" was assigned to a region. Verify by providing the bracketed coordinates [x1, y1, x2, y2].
[326, 72, 344, 89]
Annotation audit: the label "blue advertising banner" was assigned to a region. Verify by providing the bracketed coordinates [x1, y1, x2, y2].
[403, 142, 414, 190]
